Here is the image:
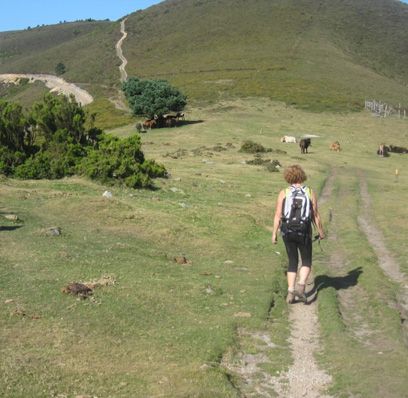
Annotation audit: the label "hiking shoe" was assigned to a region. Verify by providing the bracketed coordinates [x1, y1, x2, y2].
[286, 291, 295, 304]
[295, 284, 307, 303]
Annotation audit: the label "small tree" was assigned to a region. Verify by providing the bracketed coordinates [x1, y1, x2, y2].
[122, 77, 187, 119]
[55, 62, 66, 75]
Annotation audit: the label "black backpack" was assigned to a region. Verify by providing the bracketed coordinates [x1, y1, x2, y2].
[280, 186, 313, 236]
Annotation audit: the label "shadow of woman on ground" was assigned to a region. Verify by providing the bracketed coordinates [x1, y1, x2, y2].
[307, 267, 363, 304]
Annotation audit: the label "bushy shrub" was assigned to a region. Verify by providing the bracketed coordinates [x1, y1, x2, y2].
[245, 157, 281, 172]
[0, 147, 27, 175]
[1, 96, 166, 189]
[76, 135, 166, 188]
[240, 140, 272, 153]
[15, 153, 52, 179]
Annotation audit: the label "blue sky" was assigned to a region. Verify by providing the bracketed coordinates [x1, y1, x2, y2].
[1, 0, 408, 33]
[1, 0, 162, 32]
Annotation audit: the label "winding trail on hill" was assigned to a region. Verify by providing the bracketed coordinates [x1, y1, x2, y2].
[116, 18, 128, 83]
[109, 17, 132, 113]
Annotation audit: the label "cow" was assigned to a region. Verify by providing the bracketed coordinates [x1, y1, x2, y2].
[165, 117, 179, 127]
[176, 112, 185, 120]
[281, 135, 297, 143]
[330, 141, 341, 152]
[388, 145, 407, 154]
[136, 123, 142, 133]
[143, 120, 156, 130]
[299, 138, 311, 154]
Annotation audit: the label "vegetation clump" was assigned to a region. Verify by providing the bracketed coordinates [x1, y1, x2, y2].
[245, 157, 281, 172]
[122, 77, 187, 120]
[239, 140, 273, 154]
[0, 94, 166, 188]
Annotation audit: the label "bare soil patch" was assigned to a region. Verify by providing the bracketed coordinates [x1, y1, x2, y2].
[0, 73, 93, 105]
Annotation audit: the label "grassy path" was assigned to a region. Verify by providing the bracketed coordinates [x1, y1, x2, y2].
[2, 100, 408, 397]
[313, 166, 408, 397]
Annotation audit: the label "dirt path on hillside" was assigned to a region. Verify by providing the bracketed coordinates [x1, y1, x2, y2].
[1, 19, 131, 111]
[116, 18, 128, 83]
[0, 73, 94, 105]
[109, 18, 132, 113]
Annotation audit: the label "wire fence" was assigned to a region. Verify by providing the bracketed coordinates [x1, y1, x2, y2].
[365, 100, 407, 119]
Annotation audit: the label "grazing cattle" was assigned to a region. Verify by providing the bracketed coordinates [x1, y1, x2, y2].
[143, 120, 156, 130]
[136, 123, 142, 133]
[299, 138, 311, 154]
[281, 135, 297, 143]
[330, 141, 341, 152]
[388, 144, 407, 154]
[176, 112, 185, 120]
[165, 117, 179, 127]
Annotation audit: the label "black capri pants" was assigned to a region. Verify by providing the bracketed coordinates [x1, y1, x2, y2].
[282, 233, 312, 273]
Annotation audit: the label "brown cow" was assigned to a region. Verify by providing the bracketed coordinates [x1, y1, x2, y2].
[143, 120, 156, 130]
[165, 116, 179, 127]
[330, 141, 341, 152]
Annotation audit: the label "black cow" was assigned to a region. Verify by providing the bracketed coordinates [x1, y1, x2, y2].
[388, 145, 407, 154]
[299, 138, 311, 154]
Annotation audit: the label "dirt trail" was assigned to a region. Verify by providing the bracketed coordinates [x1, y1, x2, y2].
[109, 18, 131, 113]
[223, 172, 336, 398]
[261, 172, 335, 398]
[116, 18, 128, 83]
[0, 73, 93, 105]
[223, 165, 408, 396]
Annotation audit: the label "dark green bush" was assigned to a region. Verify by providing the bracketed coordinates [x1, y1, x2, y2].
[76, 135, 166, 188]
[15, 153, 52, 179]
[240, 140, 272, 153]
[1, 96, 166, 189]
[122, 77, 187, 119]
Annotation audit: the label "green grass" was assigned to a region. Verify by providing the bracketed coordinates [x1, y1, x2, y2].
[1, 98, 408, 397]
[2, 0, 408, 122]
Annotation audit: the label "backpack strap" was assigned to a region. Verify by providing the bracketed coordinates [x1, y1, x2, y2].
[304, 186, 312, 202]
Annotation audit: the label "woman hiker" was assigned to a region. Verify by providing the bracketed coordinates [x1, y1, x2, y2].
[272, 165, 325, 304]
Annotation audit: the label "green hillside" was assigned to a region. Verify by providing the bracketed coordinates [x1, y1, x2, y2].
[1, 0, 408, 116]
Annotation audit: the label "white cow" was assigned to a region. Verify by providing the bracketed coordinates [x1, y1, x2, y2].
[281, 135, 297, 143]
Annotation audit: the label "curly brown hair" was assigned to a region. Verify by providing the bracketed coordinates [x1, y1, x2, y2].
[283, 165, 307, 184]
